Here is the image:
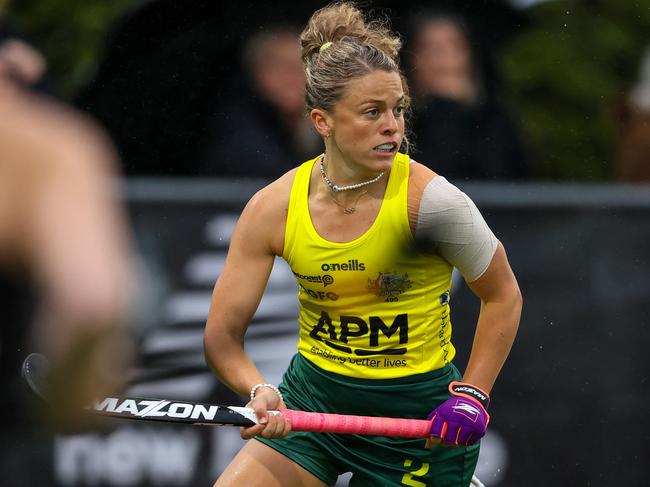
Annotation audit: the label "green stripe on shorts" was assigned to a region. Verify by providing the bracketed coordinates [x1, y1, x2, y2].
[256, 353, 479, 486]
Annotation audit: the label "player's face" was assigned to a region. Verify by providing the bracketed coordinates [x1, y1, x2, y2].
[328, 69, 405, 174]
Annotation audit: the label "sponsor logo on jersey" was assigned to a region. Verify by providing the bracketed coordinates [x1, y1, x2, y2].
[293, 271, 334, 287]
[309, 311, 408, 356]
[92, 397, 219, 420]
[368, 271, 412, 302]
[299, 283, 339, 301]
[320, 260, 366, 272]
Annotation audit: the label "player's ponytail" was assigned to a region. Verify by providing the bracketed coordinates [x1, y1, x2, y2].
[300, 1, 408, 112]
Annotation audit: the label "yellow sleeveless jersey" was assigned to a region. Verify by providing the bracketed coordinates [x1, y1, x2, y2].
[283, 153, 456, 379]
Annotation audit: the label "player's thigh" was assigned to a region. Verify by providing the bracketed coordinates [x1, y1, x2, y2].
[214, 439, 328, 487]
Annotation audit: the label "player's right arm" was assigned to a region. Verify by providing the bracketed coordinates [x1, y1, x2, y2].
[203, 172, 294, 439]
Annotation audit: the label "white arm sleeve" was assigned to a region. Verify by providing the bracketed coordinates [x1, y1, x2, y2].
[414, 176, 498, 282]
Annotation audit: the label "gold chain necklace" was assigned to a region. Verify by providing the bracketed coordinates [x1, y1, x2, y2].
[329, 188, 368, 214]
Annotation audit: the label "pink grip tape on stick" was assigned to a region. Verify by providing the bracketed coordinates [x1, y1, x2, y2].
[281, 409, 432, 438]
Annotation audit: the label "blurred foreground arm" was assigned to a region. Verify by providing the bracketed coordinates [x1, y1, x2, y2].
[0, 80, 136, 422]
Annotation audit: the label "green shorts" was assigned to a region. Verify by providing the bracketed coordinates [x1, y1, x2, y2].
[257, 353, 479, 486]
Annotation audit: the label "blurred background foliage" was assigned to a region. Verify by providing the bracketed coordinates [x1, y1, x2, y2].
[2, 0, 132, 98]
[499, 0, 650, 180]
[3, 0, 650, 181]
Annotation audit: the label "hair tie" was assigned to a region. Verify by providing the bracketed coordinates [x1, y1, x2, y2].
[319, 41, 333, 53]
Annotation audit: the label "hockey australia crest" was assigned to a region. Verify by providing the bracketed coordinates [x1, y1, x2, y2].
[368, 271, 412, 302]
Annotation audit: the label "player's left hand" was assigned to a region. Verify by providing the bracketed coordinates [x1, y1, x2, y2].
[426, 381, 490, 447]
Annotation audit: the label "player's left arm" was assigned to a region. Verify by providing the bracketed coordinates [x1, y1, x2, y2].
[408, 161, 522, 446]
[408, 161, 522, 394]
[463, 242, 522, 393]
[426, 242, 520, 447]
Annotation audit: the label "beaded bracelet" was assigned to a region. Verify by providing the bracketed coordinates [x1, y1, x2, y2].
[249, 383, 283, 402]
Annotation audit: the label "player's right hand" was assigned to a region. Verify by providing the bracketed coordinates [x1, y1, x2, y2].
[240, 387, 291, 440]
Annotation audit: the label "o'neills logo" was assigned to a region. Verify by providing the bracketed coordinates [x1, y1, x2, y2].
[321, 260, 366, 272]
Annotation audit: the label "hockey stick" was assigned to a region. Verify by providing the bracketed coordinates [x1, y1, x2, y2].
[22, 353, 487, 485]
[21, 352, 431, 438]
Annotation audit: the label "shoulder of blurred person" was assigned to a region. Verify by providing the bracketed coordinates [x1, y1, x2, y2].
[404, 9, 528, 181]
[199, 25, 320, 179]
[200, 83, 305, 179]
[411, 95, 528, 181]
[613, 46, 650, 182]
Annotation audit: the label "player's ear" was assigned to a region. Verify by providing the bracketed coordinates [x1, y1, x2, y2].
[310, 108, 333, 138]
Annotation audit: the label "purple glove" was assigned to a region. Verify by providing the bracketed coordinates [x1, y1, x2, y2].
[427, 381, 490, 446]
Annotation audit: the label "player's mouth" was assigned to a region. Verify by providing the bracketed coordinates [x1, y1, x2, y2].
[373, 142, 398, 156]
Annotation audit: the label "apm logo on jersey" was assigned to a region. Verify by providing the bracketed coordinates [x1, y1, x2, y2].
[309, 311, 408, 356]
[92, 397, 219, 420]
[368, 271, 412, 302]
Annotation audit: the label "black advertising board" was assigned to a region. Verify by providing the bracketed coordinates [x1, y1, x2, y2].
[48, 179, 650, 487]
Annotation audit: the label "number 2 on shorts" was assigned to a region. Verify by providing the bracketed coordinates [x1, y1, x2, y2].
[401, 458, 430, 486]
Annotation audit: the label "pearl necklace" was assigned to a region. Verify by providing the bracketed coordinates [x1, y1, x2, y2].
[319, 155, 384, 193]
